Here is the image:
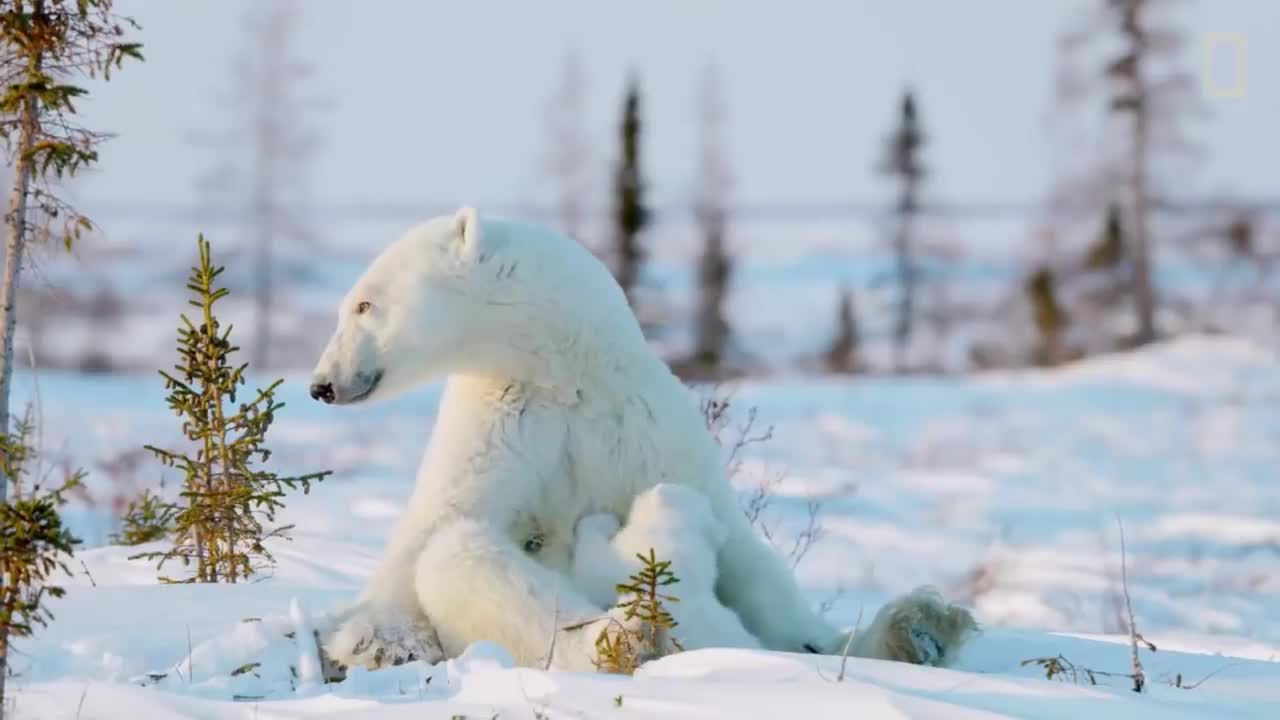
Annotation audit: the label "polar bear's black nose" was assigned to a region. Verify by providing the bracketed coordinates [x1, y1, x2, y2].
[310, 381, 335, 404]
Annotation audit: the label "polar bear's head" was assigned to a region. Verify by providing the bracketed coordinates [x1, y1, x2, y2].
[309, 206, 642, 405]
[625, 484, 728, 547]
[613, 484, 728, 589]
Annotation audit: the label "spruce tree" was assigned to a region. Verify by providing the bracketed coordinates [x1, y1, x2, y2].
[611, 74, 649, 306]
[1106, 0, 1156, 344]
[692, 210, 731, 370]
[1026, 267, 1068, 366]
[690, 62, 733, 375]
[0, 0, 141, 502]
[825, 288, 863, 374]
[589, 548, 682, 675]
[0, 3, 141, 713]
[0, 409, 82, 718]
[137, 237, 330, 583]
[1049, 0, 1200, 348]
[613, 548, 681, 652]
[1085, 203, 1126, 271]
[879, 89, 926, 374]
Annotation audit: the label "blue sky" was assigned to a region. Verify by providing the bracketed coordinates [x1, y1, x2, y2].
[75, 0, 1278, 218]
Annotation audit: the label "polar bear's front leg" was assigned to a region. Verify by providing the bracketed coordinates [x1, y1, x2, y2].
[415, 517, 614, 671]
[325, 599, 443, 671]
[324, 532, 446, 670]
[324, 497, 447, 670]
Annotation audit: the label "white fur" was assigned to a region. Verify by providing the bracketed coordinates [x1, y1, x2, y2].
[574, 485, 761, 651]
[571, 513, 625, 609]
[311, 207, 975, 671]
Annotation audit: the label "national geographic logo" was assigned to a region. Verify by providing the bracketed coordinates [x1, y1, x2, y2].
[1200, 32, 1248, 100]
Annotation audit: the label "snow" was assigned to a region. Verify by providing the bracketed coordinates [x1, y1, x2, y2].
[12, 631, 1280, 718]
[5, 336, 1280, 718]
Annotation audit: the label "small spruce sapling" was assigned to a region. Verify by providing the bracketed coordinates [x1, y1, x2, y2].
[592, 548, 682, 675]
[0, 408, 82, 702]
[136, 236, 331, 583]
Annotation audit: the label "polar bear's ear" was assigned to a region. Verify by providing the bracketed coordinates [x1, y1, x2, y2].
[450, 206, 482, 262]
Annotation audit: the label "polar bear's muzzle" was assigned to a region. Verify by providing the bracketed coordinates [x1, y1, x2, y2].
[310, 368, 382, 405]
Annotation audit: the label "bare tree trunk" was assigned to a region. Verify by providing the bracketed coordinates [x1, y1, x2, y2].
[0, 59, 38, 720]
[883, 91, 925, 374]
[892, 220, 915, 374]
[1130, 106, 1156, 345]
[690, 62, 733, 374]
[546, 49, 590, 244]
[693, 207, 730, 367]
[247, 3, 287, 370]
[249, 68, 277, 371]
[891, 176, 920, 374]
[0, 85, 38, 503]
[0, 595, 12, 720]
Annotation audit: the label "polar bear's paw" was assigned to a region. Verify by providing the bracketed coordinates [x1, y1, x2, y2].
[324, 603, 444, 671]
[852, 586, 978, 668]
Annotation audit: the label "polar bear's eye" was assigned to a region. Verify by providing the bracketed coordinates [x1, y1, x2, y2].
[355, 301, 372, 315]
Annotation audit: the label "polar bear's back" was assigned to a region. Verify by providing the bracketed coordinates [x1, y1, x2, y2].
[482, 216, 649, 353]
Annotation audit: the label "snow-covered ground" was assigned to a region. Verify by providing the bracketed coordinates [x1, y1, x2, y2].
[6, 336, 1280, 718]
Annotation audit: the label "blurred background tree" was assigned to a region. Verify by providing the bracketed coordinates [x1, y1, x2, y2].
[189, 0, 328, 370]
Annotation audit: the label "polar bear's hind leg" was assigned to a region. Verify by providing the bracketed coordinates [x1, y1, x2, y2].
[847, 586, 978, 667]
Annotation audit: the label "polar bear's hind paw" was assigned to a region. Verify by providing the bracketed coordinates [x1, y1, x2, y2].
[858, 586, 978, 668]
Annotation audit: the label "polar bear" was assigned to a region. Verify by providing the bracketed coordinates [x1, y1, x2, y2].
[573, 484, 761, 652]
[309, 206, 976, 671]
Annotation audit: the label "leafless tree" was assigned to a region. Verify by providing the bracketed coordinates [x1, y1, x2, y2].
[192, 0, 326, 369]
[1047, 0, 1202, 348]
[542, 48, 592, 246]
[689, 61, 734, 376]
